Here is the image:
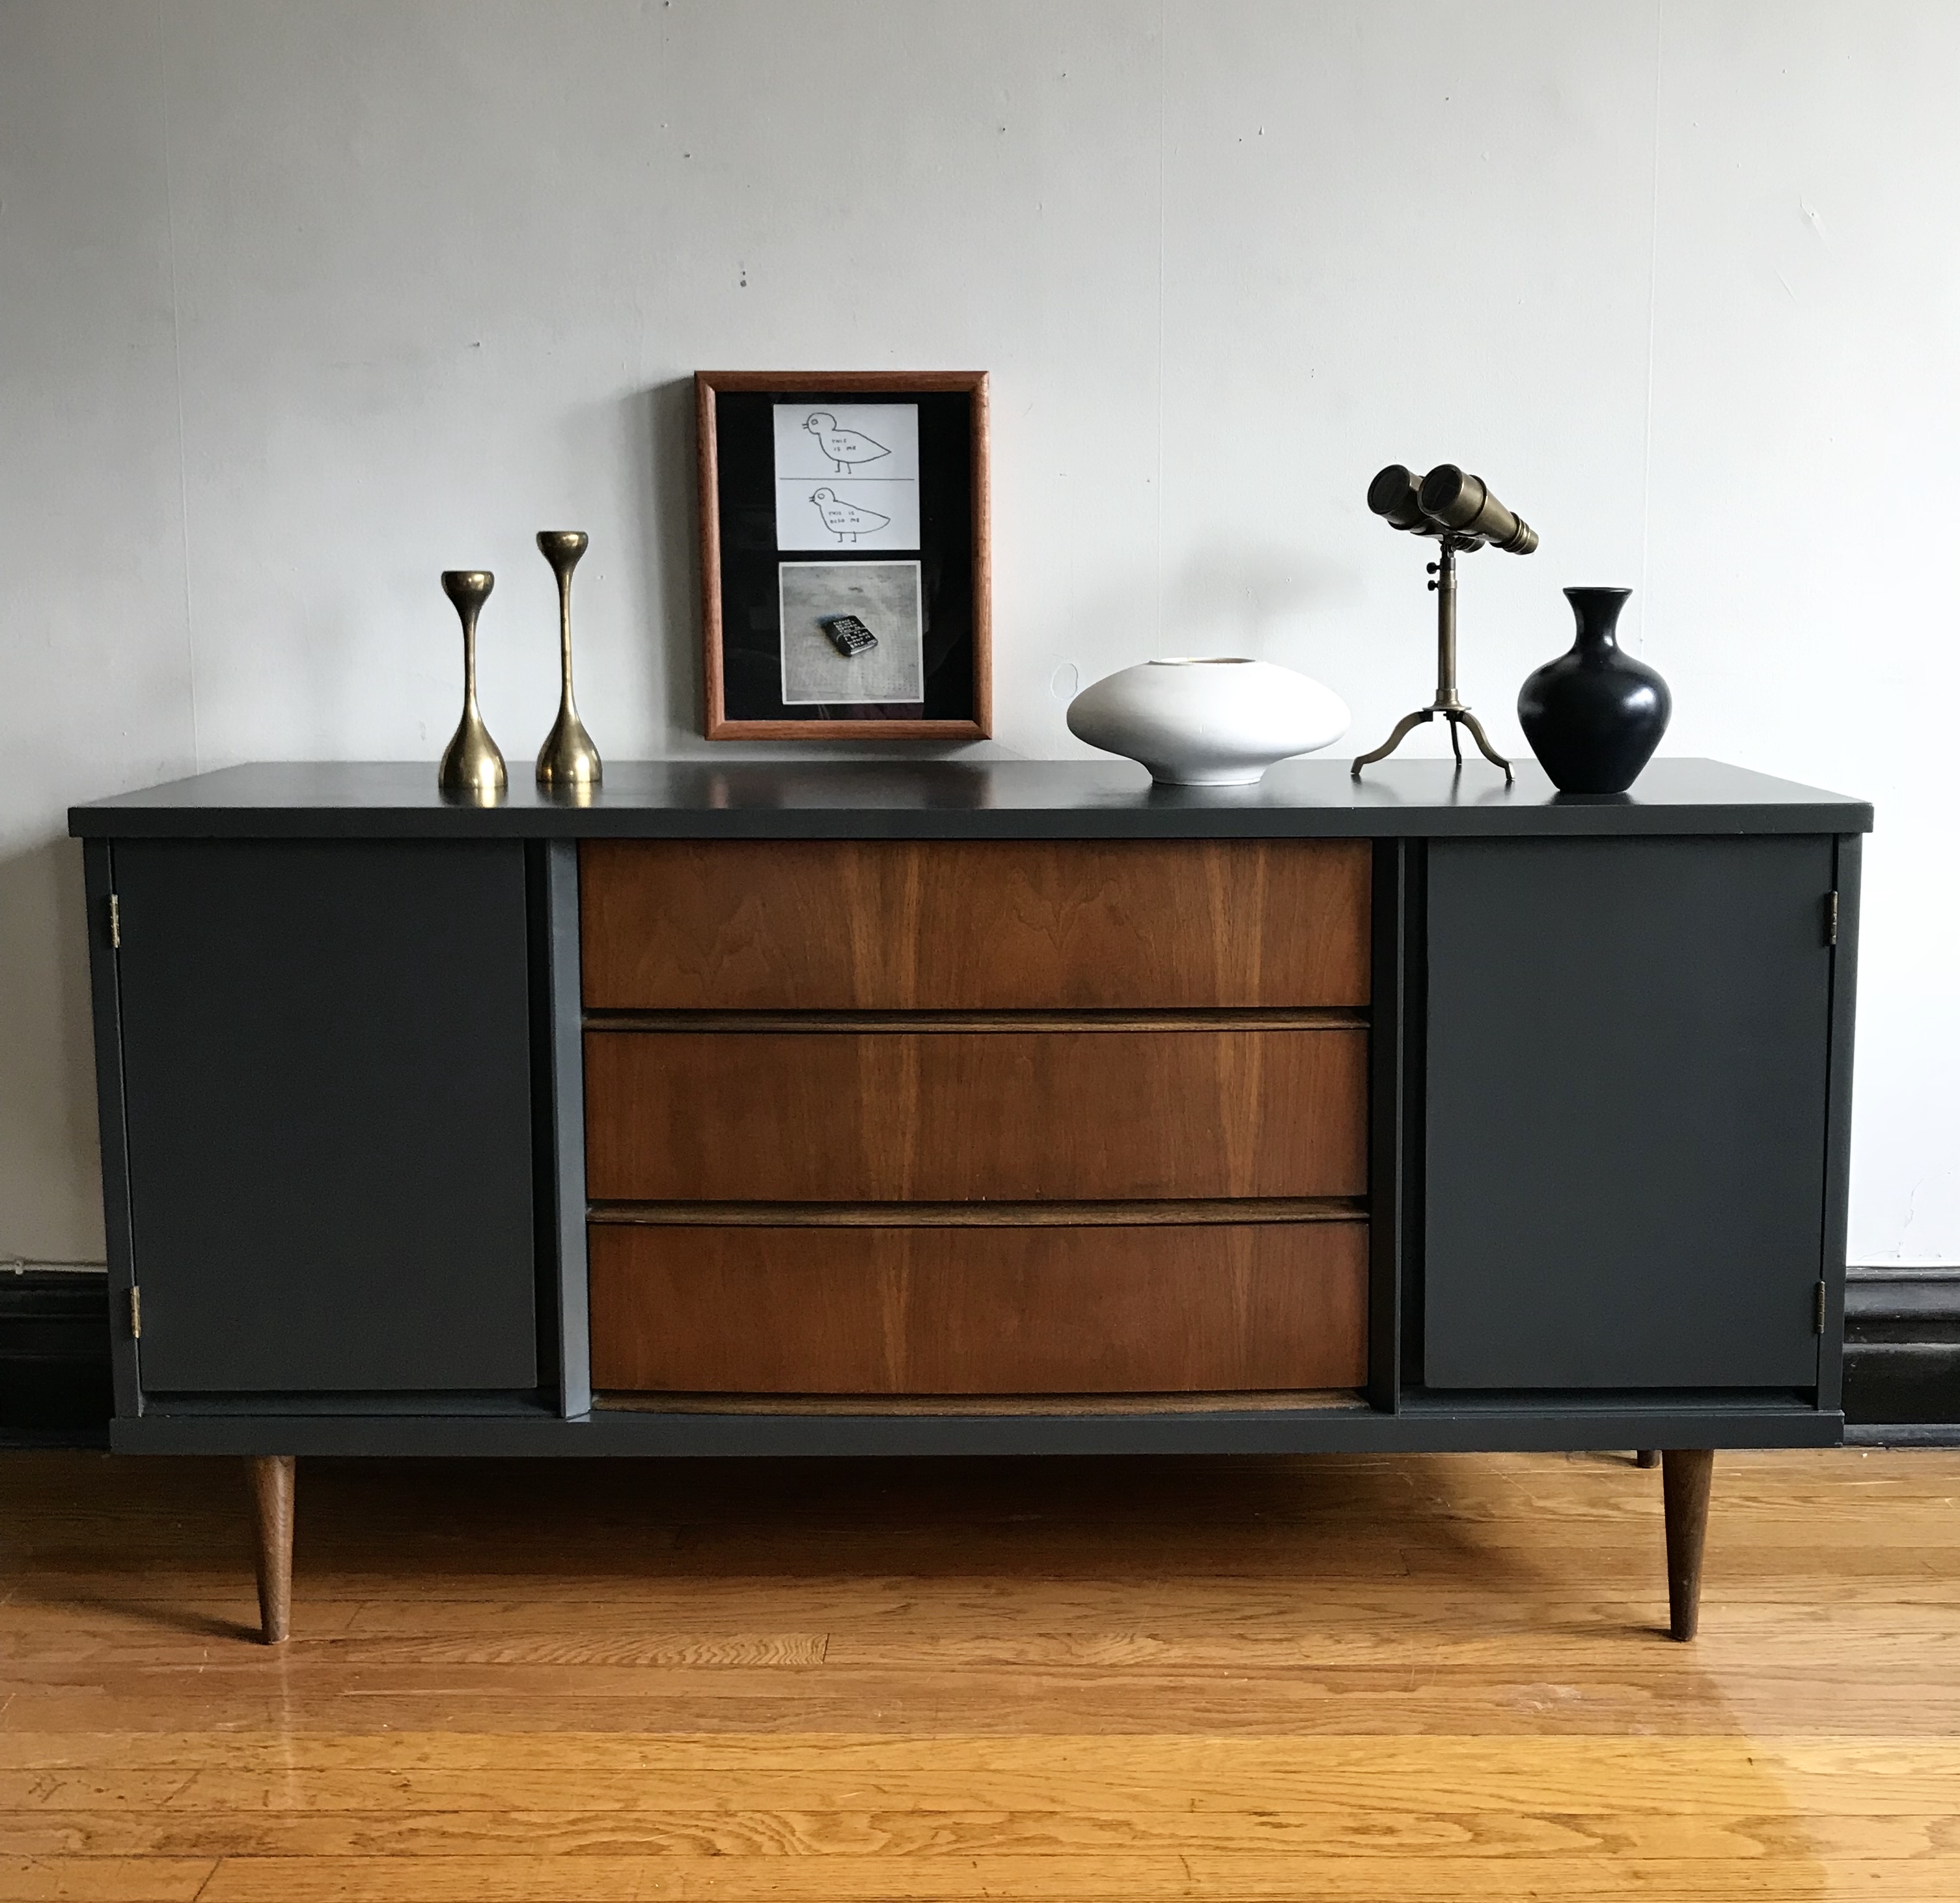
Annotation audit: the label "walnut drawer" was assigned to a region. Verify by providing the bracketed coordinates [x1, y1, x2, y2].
[583, 1025, 1368, 1203]
[588, 1217, 1370, 1394]
[579, 839, 1371, 1011]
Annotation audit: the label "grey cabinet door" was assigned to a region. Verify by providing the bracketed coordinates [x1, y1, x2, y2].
[1424, 836, 1835, 1390]
[113, 840, 538, 1393]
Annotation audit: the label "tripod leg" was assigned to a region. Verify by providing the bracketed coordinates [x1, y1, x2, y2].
[1351, 709, 1433, 777]
[1457, 709, 1513, 782]
[1449, 715, 1463, 764]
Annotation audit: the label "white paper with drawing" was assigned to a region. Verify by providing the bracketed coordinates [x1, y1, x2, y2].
[773, 402, 920, 551]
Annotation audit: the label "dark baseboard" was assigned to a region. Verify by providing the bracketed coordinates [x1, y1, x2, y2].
[0, 1270, 112, 1448]
[1843, 1266, 1960, 1428]
[1845, 1421, 1960, 1448]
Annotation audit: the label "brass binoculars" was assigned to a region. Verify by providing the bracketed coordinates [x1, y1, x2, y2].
[1367, 463, 1538, 555]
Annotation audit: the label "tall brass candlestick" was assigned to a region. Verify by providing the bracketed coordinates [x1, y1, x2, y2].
[534, 530, 601, 793]
[437, 570, 507, 801]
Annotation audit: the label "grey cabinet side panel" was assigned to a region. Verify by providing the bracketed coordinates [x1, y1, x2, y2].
[544, 841, 590, 1416]
[1365, 841, 1406, 1412]
[1814, 832, 1862, 1412]
[1424, 836, 1834, 1390]
[81, 841, 141, 1418]
[115, 840, 538, 1392]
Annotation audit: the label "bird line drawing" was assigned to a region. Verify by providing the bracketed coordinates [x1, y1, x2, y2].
[809, 488, 892, 543]
[804, 411, 890, 473]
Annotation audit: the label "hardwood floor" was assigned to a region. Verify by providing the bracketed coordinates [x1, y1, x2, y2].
[3, 1447, 1957, 1898]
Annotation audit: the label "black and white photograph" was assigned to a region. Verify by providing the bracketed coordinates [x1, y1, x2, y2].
[777, 560, 924, 704]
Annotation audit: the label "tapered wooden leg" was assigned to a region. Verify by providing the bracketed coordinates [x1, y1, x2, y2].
[1661, 1448, 1713, 1641]
[247, 1455, 295, 1644]
[1635, 1449, 1660, 1469]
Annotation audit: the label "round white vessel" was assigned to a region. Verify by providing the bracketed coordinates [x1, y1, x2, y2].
[1066, 657, 1351, 787]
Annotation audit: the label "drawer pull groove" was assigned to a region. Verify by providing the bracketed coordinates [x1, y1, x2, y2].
[588, 1197, 1368, 1227]
[585, 1007, 1369, 1034]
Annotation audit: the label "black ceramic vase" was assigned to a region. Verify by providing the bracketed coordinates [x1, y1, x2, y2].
[1517, 588, 1672, 795]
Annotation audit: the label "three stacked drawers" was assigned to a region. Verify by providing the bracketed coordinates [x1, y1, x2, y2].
[579, 838, 1373, 1400]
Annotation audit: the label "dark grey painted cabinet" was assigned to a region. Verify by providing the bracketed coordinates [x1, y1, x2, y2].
[69, 758, 1867, 1458]
[112, 840, 538, 1393]
[1423, 836, 1837, 1390]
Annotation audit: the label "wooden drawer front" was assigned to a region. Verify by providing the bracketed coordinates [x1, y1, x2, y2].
[585, 1027, 1368, 1203]
[589, 1220, 1369, 1393]
[580, 839, 1371, 1010]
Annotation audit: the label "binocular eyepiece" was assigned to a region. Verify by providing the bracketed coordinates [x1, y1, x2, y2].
[1367, 463, 1538, 554]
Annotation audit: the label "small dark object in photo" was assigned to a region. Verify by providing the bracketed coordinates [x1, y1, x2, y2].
[822, 614, 879, 658]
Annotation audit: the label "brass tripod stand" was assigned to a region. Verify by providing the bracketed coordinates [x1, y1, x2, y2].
[1350, 537, 1512, 780]
[1350, 462, 1537, 781]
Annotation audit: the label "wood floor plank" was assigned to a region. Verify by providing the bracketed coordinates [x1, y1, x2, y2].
[0, 1731, 1955, 1788]
[9, 1683, 1960, 1738]
[18, 1602, 1960, 1672]
[0, 1858, 214, 1903]
[14, 1643, 1960, 1695]
[9, 1800, 1960, 1857]
[182, 1854, 1960, 1902]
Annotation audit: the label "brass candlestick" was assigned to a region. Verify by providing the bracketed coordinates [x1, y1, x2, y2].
[534, 530, 601, 793]
[437, 570, 507, 801]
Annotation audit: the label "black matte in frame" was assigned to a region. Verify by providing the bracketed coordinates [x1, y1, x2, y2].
[713, 389, 976, 722]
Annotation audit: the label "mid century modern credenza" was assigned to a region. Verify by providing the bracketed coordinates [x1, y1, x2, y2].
[69, 758, 1869, 1643]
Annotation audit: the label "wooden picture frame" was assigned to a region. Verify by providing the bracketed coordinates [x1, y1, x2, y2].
[696, 370, 991, 740]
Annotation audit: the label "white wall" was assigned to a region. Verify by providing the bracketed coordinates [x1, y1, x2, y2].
[2, 1, 1953, 1265]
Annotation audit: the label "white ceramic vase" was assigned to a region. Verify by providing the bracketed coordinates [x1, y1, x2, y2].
[1066, 657, 1351, 787]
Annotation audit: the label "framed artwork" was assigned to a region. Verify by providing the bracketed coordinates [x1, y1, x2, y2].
[696, 370, 991, 739]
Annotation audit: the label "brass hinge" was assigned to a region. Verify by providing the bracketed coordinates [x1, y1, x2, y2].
[1814, 1281, 1828, 1334]
[108, 893, 121, 950]
[1826, 892, 1839, 947]
[128, 1285, 141, 1339]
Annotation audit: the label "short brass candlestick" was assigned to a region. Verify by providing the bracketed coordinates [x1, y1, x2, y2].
[534, 530, 601, 793]
[437, 570, 507, 801]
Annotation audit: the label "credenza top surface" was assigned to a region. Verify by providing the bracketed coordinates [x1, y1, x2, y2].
[69, 757, 1872, 841]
